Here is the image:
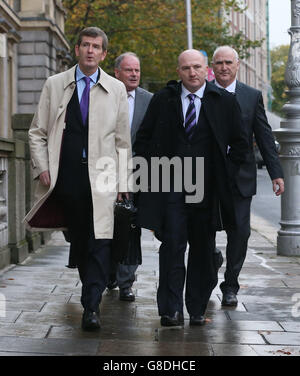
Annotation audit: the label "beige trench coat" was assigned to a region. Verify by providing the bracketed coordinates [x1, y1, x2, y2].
[24, 65, 131, 239]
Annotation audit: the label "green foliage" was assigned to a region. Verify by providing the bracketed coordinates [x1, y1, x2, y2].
[62, 0, 263, 89]
[271, 44, 289, 116]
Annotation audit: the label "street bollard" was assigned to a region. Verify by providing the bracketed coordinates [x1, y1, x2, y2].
[274, 0, 300, 256]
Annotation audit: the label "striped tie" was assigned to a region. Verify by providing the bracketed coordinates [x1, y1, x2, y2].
[185, 94, 197, 140]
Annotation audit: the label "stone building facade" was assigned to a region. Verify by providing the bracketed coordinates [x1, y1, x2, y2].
[224, 0, 270, 107]
[0, 0, 70, 270]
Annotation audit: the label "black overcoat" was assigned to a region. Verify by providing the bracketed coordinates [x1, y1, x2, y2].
[133, 80, 249, 234]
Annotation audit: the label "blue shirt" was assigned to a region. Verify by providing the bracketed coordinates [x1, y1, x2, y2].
[76, 65, 99, 102]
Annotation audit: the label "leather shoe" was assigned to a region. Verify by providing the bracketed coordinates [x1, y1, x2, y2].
[222, 291, 238, 306]
[189, 315, 206, 326]
[81, 310, 101, 331]
[119, 287, 135, 302]
[160, 311, 184, 327]
[107, 280, 118, 290]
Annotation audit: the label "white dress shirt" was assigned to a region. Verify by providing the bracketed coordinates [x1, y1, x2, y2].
[181, 82, 206, 126]
[127, 90, 135, 128]
[214, 79, 237, 93]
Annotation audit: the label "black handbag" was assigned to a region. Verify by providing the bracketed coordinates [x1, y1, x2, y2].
[111, 198, 142, 265]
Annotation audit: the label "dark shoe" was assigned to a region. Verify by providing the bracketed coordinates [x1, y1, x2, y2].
[214, 248, 224, 270]
[119, 287, 135, 302]
[107, 280, 118, 290]
[81, 310, 101, 331]
[160, 311, 184, 327]
[189, 315, 206, 326]
[222, 291, 238, 306]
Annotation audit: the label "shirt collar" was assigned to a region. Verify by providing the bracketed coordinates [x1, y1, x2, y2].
[76, 65, 99, 84]
[127, 89, 136, 99]
[181, 81, 206, 99]
[215, 79, 237, 93]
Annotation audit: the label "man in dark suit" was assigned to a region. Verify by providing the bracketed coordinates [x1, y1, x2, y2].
[211, 46, 284, 306]
[134, 49, 249, 326]
[108, 52, 152, 302]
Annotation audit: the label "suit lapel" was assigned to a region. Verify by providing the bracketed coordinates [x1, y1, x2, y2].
[234, 80, 244, 109]
[201, 83, 226, 154]
[169, 91, 184, 131]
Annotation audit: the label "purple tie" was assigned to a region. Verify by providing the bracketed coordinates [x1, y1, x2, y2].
[80, 76, 91, 125]
[185, 93, 197, 140]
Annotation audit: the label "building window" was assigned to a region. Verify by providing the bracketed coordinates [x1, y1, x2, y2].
[13, 0, 21, 12]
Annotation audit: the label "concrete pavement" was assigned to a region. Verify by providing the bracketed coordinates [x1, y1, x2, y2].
[0, 226, 300, 357]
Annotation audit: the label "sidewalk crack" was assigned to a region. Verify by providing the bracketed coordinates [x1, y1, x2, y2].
[45, 325, 53, 338]
[259, 332, 271, 345]
[39, 302, 47, 312]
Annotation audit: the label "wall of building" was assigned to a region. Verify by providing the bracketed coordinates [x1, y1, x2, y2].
[226, 0, 270, 106]
[0, 0, 70, 270]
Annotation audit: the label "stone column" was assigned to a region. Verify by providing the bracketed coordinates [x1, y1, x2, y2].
[274, 0, 300, 256]
[7, 138, 29, 263]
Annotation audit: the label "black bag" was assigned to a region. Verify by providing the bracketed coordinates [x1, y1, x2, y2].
[111, 198, 142, 265]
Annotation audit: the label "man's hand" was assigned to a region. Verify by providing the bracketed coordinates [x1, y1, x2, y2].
[39, 170, 51, 186]
[272, 178, 284, 196]
[117, 192, 130, 201]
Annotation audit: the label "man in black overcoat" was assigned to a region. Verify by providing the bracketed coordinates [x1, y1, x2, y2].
[211, 46, 284, 307]
[134, 49, 249, 326]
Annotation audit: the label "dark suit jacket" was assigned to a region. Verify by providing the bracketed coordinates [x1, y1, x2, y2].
[215, 80, 284, 198]
[131, 87, 152, 147]
[134, 80, 249, 233]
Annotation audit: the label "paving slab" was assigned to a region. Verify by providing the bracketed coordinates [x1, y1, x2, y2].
[226, 310, 300, 322]
[250, 345, 300, 356]
[0, 310, 21, 323]
[96, 339, 213, 356]
[0, 323, 50, 338]
[0, 336, 99, 356]
[0, 351, 51, 356]
[262, 331, 300, 345]
[279, 322, 300, 332]
[48, 325, 155, 342]
[157, 326, 266, 345]
[200, 320, 283, 332]
[0, 291, 71, 303]
[14, 311, 81, 327]
[212, 343, 258, 356]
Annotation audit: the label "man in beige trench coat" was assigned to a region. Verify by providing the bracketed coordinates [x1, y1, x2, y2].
[24, 27, 131, 331]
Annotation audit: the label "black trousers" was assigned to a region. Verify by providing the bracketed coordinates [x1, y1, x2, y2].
[157, 192, 218, 317]
[220, 194, 252, 294]
[54, 162, 111, 312]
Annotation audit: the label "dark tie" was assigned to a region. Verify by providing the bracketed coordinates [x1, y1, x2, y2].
[80, 76, 91, 125]
[185, 93, 197, 140]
